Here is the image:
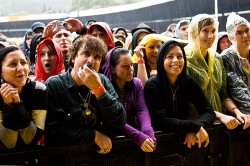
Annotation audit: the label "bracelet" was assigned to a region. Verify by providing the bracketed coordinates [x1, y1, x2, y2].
[231, 106, 238, 112]
[91, 86, 105, 95]
[138, 59, 144, 64]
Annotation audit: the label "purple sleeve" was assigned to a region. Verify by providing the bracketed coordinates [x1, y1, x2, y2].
[134, 78, 156, 143]
[123, 123, 149, 147]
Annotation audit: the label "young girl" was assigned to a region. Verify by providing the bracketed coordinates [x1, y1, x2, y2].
[103, 47, 156, 152]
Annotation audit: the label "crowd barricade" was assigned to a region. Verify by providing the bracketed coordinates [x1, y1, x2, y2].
[0, 123, 249, 166]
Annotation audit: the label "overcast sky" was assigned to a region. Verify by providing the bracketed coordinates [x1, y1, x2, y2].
[0, 0, 71, 16]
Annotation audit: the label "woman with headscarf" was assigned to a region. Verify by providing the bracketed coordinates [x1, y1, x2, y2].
[216, 31, 231, 54]
[21, 29, 33, 57]
[133, 34, 166, 85]
[185, 14, 250, 130]
[29, 34, 42, 76]
[144, 40, 215, 149]
[221, 13, 250, 119]
[131, 29, 152, 56]
[35, 38, 65, 83]
[103, 47, 156, 152]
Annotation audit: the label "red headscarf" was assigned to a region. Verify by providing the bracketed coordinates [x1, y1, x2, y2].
[35, 38, 65, 83]
[88, 22, 115, 50]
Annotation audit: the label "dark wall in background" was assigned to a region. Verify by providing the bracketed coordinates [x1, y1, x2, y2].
[1, 0, 250, 38]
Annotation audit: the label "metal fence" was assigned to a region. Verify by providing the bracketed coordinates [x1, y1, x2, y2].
[0, 124, 249, 166]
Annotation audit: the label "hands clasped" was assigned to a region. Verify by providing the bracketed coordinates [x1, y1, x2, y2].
[0, 83, 20, 105]
[184, 126, 209, 149]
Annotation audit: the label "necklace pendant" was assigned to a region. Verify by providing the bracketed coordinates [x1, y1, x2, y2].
[84, 109, 91, 116]
[83, 102, 88, 108]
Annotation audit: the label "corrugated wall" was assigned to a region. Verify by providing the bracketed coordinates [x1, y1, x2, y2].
[0, 0, 249, 38]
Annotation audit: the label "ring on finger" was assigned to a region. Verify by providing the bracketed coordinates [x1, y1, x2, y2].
[103, 149, 109, 153]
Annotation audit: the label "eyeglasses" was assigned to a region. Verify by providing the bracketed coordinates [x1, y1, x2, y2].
[235, 29, 250, 36]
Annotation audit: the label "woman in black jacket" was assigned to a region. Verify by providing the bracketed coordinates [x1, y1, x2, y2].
[144, 40, 216, 148]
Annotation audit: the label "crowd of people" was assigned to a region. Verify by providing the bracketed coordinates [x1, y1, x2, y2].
[0, 12, 250, 160]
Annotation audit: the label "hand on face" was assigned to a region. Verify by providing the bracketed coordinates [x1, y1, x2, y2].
[134, 45, 145, 59]
[77, 62, 102, 91]
[0, 83, 20, 105]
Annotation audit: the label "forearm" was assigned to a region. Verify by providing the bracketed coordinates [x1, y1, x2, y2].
[123, 124, 149, 147]
[19, 121, 37, 144]
[0, 126, 18, 149]
[223, 99, 242, 116]
[215, 111, 226, 120]
[137, 63, 148, 86]
[45, 121, 96, 146]
[2, 102, 31, 130]
[98, 92, 126, 129]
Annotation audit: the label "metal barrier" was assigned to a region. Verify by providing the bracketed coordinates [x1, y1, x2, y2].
[0, 124, 249, 166]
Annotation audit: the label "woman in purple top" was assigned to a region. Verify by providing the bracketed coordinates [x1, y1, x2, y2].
[103, 47, 156, 152]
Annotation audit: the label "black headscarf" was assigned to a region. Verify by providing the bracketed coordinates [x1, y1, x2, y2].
[156, 40, 187, 93]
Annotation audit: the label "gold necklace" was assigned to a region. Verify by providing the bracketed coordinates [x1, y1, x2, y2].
[77, 90, 96, 127]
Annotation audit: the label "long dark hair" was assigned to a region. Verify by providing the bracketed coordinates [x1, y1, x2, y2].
[103, 47, 132, 92]
[156, 40, 187, 95]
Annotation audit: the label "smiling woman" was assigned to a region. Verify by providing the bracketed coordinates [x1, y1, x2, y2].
[144, 40, 216, 149]
[0, 46, 48, 150]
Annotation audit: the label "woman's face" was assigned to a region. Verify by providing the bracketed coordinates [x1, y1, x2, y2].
[137, 32, 148, 45]
[112, 53, 134, 84]
[235, 24, 250, 49]
[26, 33, 33, 49]
[198, 23, 216, 51]
[1, 50, 29, 89]
[145, 39, 162, 65]
[164, 46, 184, 82]
[116, 29, 126, 37]
[40, 45, 58, 75]
[219, 36, 231, 51]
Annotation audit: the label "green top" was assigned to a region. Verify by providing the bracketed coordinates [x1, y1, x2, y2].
[185, 49, 229, 113]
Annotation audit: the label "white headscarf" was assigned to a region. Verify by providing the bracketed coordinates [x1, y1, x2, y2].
[226, 12, 250, 45]
[186, 14, 219, 55]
